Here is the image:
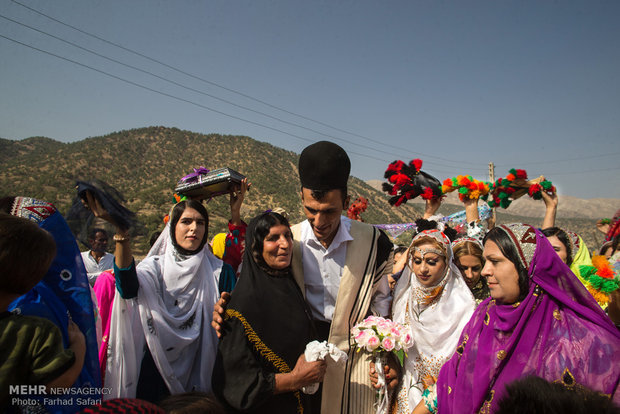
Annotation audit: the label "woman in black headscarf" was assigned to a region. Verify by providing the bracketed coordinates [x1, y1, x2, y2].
[212, 211, 326, 413]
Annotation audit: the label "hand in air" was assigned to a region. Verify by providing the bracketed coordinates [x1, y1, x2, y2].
[82, 191, 115, 226]
[230, 178, 251, 212]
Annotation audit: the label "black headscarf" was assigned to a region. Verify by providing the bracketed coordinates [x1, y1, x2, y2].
[213, 212, 317, 413]
[227, 212, 314, 366]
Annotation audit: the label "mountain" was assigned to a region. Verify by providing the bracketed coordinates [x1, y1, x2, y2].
[1, 127, 615, 254]
[0, 126, 424, 254]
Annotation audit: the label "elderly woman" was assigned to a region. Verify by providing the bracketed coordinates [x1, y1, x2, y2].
[389, 228, 476, 412]
[414, 223, 620, 414]
[87, 195, 237, 402]
[212, 211, 326, 413]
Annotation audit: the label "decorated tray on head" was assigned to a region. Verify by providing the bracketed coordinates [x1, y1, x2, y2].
[481, 168, 555, 209]
[441, 175, 491, 201]
[174, 167, 245, 199]
[382, 159, 442, 207]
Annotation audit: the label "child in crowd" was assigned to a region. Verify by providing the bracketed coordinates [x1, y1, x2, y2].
[0, 214, 86, 411]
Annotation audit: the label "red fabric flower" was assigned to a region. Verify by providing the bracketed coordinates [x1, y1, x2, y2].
[421, 187, 435, 200]
[529, 183, 542, 197]
[391, 173, 411, 187]
[412, 159, 423, 172]
[385, 160, 406, 175]
[597, 267, 614, 279]
[516, 169, 528, 179]
[458, 176, 471, 187]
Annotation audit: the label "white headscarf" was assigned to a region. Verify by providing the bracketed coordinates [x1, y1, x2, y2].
[105, 222, 222, 398]
[391, 229, 476, 410]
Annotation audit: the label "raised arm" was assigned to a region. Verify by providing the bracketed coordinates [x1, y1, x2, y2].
[463, 197, 480, 224]
[230, 177, 250, 226]
[83, 191, 133, 268]
[423, 198, 442, 219]
[541, 188, 558, 230]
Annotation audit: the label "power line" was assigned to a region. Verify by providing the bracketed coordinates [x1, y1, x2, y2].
[2, 12, 420, 161]
[7, 2, 616, 177]
[541, 166, 620, 176]
[0, 33, 394, 164]
[9, 0, 487, 168]
[1, 11, 492, 172]
[496, 151, 620, 168]
[5, 31, 616, 184]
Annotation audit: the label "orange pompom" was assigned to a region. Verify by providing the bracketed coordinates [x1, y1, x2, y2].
[458, 176, 471, 186]
[592, 255, 609, 269]
[506, 173, 516, 181]
[588, 285, 610, 306]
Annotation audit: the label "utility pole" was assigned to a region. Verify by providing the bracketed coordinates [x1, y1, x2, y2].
[489, 162, 496, 225]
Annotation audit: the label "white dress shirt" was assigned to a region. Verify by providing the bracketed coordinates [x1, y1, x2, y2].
[81, 251, 115, 286]
[299, 216, 391, 322]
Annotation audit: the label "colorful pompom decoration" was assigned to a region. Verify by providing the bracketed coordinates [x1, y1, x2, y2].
[441, 175, 491, 202]
[579, 255, 620, 308]
[347, 197, 369, 222]
[481, 168, 555, 209]
[382, 159, 443, 207]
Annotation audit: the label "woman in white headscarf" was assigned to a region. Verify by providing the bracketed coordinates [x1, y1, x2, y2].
[86, 194, 236, 402]
[390, 228, 476, 412]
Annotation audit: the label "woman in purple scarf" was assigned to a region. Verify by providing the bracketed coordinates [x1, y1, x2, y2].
[413, 223, 620, 413]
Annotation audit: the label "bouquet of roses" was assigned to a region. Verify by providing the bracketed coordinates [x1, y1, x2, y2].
[351, 316, 414, 414]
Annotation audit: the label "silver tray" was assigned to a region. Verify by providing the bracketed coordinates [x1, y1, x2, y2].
[174, 167, 245, 198]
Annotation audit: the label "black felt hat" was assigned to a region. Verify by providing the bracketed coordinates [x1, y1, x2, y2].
[298, 141, 350, 190]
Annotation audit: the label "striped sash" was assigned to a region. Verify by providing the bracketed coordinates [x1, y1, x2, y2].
[291, 220, 382, 414]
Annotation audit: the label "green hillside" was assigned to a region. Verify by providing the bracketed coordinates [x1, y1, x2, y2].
[0, 126, 423, 254]
[1, 126, 606, 254]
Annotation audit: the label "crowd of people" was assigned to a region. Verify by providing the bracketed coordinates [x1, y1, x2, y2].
[1, 140, 619, 414]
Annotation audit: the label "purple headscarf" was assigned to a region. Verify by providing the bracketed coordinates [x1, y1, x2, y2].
[436, 223, 620, 413]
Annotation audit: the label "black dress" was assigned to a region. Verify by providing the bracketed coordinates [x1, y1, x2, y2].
[212, 217, 317, 413]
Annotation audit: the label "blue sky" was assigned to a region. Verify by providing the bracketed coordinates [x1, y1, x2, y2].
[1, 0, 618, 199]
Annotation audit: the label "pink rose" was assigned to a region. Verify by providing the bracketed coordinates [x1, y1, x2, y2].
[355, 329, 370, 347]
[381, 337, 395, 352]
[365, 333, 380, 352]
